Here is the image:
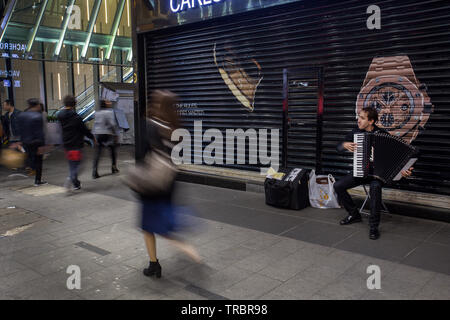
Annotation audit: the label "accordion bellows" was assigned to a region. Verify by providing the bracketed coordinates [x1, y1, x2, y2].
[353, 132, 418, 184]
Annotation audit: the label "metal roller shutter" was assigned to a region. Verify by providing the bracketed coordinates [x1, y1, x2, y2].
[143, 0, 450, 195]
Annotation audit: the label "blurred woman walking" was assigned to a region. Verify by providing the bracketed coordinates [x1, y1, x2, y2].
[124, 90, 201, 278]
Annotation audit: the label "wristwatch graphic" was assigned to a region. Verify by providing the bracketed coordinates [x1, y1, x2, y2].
[356, 56, 433, 144]
[213, 42, 263, 112]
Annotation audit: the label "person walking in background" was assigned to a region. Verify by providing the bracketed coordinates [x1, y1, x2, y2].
[129, 90, 201, 279]
[1, 99, 21, 146]
[0, 117, 4, 146]
[16, 98, 47, 186]
[92, 99, 120, 179]
[57, 95, 95, 191]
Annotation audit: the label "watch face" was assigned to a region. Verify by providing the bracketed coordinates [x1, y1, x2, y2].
[356, 75, 433, 144]
[364, 82, 415, 130]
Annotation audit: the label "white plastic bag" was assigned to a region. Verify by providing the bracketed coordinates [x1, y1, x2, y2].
[308, 170, 340, 209]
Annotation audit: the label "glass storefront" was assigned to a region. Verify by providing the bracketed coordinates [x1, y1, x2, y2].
[0, 0, 133, 121]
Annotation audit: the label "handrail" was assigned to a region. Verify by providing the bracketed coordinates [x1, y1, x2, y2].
[51, 67, 134, 121]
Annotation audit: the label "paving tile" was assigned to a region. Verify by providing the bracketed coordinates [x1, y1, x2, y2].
[316, 274, 368, 300]
[282, 220, 359, 247]
[412, 273, 450, 300]
[400, 242, 450, 275]
[221, 273, 282, 300]
[218, 245, 258, 264]
[386, 219, 443, 241]
[426, 225, 450, 246]
[335, 231, 423, 263]
[78, 282, 132, 300]
[115, 285, 167, 300]
[191, 265, 254, 294]
[0, 260, 28, 277]
[271, 274, 326, 299]
[258, 252, 315, 282]
[387, 265, 435, 286]
[259, 289, 299, 300]
[360, 290, 410, 300]
[139, 277, 186, 296]
[0, 268, 42, 291]
[373, 274, 424, 298]
[295, 264, 349, 285]
[310, 294, 333, 300]
[239, 233, 284, 251]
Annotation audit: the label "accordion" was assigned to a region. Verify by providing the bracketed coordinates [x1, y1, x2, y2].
[353, 132, 418, 184]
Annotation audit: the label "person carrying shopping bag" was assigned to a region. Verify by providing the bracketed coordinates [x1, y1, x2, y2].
[123, 90, 201, 279]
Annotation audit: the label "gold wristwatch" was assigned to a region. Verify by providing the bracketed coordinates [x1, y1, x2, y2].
[356, 56, 433, 144]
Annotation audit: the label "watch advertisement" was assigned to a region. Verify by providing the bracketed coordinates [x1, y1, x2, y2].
[356, 56, 434, 144]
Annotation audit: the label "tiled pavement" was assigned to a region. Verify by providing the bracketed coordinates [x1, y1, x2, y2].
[0, 147, 449, 300]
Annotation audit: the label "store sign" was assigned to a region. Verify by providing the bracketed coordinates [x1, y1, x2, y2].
[0, 70, 20, 77]
[170, 0, 229, 13]
[0, 42, 26, 52]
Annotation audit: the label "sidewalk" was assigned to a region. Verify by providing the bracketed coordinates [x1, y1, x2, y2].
[0, 146, 449, 300]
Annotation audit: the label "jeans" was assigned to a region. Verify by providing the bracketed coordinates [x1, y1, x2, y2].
[69, 160, 81, 188]
[333, 175, 384, 228]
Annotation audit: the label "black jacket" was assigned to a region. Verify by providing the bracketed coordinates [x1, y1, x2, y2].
[1, 108, 21, 140]
[57, 108, 94, 150]
[336, 125, 388, 153]
[17, 111, 45, 146]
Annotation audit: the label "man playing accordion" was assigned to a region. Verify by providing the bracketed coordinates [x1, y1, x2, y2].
[334, 107, 413, 240]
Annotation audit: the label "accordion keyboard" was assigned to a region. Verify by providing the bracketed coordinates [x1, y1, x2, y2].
[353, 133, 365, 177]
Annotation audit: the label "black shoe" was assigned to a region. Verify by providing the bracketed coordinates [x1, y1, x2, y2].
[92, 172, 100, 179]
[143, 260, 161, 278]
[112, 166, 119, 174]
[340, 213, 362, 225]
[369, 228, 380, 240]
[34, 181, 48, 187]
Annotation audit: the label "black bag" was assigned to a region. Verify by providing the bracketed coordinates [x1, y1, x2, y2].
[264, 168, 310, 210]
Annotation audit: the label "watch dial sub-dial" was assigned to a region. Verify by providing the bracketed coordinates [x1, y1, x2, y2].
[364, 83, 415, 131]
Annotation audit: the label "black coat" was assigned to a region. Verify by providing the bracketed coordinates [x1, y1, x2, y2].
[17, 111, 44, 147]
[57, 108, 94, 150]
[1, 108, 21, 140]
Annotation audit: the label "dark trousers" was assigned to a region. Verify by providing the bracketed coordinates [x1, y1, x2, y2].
[24, 144, 43, 183]
[93, 134, 117, 172]
[333, 175, 384, 228]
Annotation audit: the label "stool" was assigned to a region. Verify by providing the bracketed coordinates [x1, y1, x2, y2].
[359, 185, 390, 215]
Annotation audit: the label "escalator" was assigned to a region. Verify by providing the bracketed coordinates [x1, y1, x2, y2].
[50, 67, 134, 122]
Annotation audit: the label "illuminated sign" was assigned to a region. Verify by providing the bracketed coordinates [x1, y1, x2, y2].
[170, 0, 228, 13]
[0, 42, 26, 52]
[0, 70, 20, 77]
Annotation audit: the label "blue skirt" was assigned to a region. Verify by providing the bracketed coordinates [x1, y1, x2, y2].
[141, 199, 177, 236]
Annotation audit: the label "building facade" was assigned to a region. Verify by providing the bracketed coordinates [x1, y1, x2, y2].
[0, 0, 134, 124]
[137, 0, 450, 197]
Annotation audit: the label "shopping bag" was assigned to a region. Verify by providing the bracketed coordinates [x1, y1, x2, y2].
[122, 149, 178, 197]
[308, 170, 340, 209]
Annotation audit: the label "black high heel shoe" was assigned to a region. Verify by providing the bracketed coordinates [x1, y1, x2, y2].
[143, 260, 162, 278]
[112, 166, 119, 174]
